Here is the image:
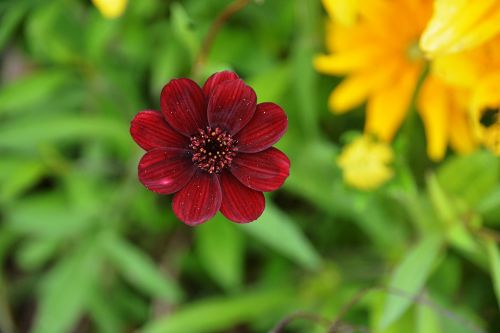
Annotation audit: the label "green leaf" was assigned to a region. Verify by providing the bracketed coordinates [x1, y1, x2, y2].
[6, 193, 92, 238]
[290, 0, 321, 139]
[63, 171, 106, 214]
[426, 174, 483, 261]
[170, 2, 198, 60]
[88, 291, 124, 333]
[0, 71, 76, 115]
[150, 27, 186, 93]
[437, 151, 499, 207]
[247, 65, 290, 103]
[0, 115, 129, 151]
[84, 14, 118, 63]
[283, 139, 339, 214]
[238, 203, 321, 270]
[486, 239, 500, 311]
[0, 3, 27, 51]
[416, 296, 442, 333]
[196, 215, 244, 291]
[16, 238, 59, 270]
[33, 243, 100, 333]
[0, 159, 45, 202]
[370, 293, 415, 333]
[380, 234, 443, 329]
[26, 1, 84, 63]
[101, 232, 183, 303]
[477, 186, 500, 225]
[140, 289, 292, 333]
[427, 173, 457, 227]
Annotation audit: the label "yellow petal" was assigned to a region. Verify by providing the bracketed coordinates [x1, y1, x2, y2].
[327, 22, 375, 52]
[92, 0, 128, 18]
[417, 77, 450, 161]
[403, 0, 434, 29]
[432, 51, 484, 88]
[453, 7, 500, 53]
[365, 66, 420, 141]
[471, 72, 500, 113]
[322, 0, 359, 26]
[314, 46, 385, 75]
[358, 0, 394, 37]
[421, 0, 468, 50]
[328, 77, 370, 114]
[448, 106, 476, 154]
[329, 60, 401, 112]
[421, 0, 499, 55]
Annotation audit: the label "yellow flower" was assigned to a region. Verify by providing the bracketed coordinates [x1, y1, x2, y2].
[432, 36, 500, 155]
[322, 0, 360, 26]
[315, 0, 476, 160]
[92, 0, 128, 19]
[420, 0, 500, 56]
[337, 136, 394, 190]
[315, 0, 433, 142]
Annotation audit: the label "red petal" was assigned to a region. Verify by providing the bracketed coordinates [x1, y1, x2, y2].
[207, 79, 256, 135]
[160, 78, 207, 137]
[138, 148, 196, 194]
[130, 111, 189, 151]
[230, 148, 290, 192]
[220, 171, 265, 223]
[172, 171, 222, 226]
[202, 71, 239, 97]
[236, 102, 288, 153]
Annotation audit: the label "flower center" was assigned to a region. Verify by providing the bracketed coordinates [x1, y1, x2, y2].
[189, 127, 238, 174]
[406, 40, 424, 62]
[480, 107, 499, 128]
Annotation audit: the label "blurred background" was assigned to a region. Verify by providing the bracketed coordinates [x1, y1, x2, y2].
[0, 0, 499, 332]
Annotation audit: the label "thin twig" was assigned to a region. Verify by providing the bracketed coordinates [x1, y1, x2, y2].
[269, 311, 331, 333]
[328, 287, 372, 332]
[192, 0, 251, 80]
[269, 310, 373, 333]
[271, 285, 488, 333]
[327, 286, 487, 333]
[330, 321, 372, 333]
[385, 287, 486, 333]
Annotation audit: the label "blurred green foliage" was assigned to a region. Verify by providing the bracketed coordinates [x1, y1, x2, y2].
[0, 0, 499, 333]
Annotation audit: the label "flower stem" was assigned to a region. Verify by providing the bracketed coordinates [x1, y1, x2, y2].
[192, 0, 252, 80]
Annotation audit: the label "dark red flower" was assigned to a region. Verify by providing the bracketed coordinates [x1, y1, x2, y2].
[130, 71, 289, 226]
